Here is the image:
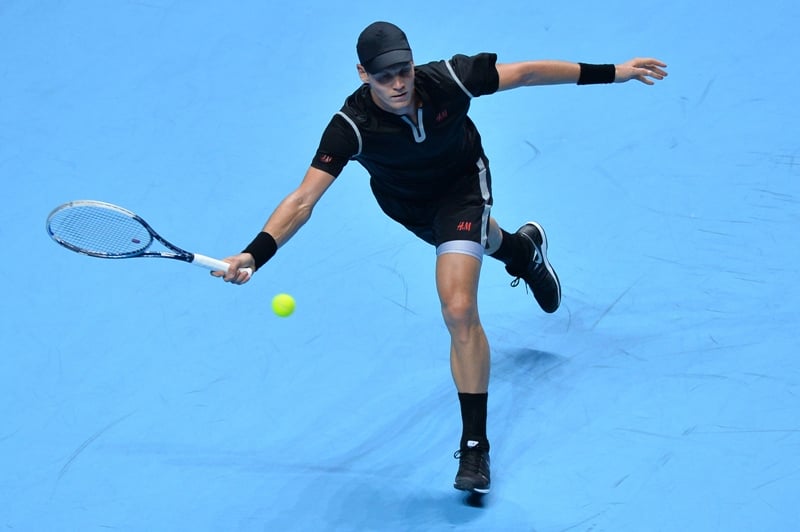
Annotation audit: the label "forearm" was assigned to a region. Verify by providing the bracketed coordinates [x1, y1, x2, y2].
[496, 60, 581, 90]
[241, 196, 310, 272]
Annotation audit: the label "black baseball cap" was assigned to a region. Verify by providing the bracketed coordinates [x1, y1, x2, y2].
[357, 21, 413, 74]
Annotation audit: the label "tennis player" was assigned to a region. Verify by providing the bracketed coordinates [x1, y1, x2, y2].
[216, 21, 667, 494]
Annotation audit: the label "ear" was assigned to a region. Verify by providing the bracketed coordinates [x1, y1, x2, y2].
[357, 64, 369, 84]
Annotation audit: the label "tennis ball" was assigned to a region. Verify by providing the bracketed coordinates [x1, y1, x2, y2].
[271, 293, 295, 317]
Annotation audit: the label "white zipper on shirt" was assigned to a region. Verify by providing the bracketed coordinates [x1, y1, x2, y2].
[401, 107, 426, 143]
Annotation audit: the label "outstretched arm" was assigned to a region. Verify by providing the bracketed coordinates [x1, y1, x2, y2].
[214, 166, 336, 284]
[496, 57, 667, 91]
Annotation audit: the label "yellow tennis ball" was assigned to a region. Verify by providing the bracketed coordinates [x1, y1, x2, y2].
[271, 293, 295, 317]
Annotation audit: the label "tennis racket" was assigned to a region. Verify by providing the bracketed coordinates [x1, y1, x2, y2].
[46, 200, 251, 276]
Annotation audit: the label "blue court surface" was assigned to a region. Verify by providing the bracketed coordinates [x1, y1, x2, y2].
[2, 1, 799, 530]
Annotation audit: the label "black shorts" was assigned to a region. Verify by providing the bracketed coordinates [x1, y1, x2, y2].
[370, 157, 493, 250]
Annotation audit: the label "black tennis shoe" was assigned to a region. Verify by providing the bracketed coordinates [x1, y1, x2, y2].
[453, 447, 491, 494]
[506, 221, 561, 313]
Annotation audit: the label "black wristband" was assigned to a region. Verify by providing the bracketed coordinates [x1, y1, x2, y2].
[242, 231, 277, 271]
[577, 63, 616, 85]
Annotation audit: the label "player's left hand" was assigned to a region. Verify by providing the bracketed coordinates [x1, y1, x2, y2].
[615, 58, 668, 85]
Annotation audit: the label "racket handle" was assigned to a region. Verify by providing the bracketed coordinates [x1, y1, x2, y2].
[192, 253, 253, 276]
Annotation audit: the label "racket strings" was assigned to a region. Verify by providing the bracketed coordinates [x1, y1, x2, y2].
[48, 205, 152, 257]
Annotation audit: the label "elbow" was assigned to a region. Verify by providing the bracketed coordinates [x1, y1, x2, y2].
[288, 191, 316, 222]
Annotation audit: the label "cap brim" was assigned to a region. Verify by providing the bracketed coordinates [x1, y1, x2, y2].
[365, 49, 413, 74]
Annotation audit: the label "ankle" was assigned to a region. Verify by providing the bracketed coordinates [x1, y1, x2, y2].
[490, 229, 521, 266]
[458, 392, 489, 451]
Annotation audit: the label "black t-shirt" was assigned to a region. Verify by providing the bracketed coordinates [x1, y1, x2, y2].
[311, 53, 500, 201]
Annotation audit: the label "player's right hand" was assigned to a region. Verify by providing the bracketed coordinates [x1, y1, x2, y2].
[212, 252, 255, 285]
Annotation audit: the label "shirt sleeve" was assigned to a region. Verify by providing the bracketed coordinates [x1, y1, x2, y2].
[310, 113, 359, 178]
[447, 53, 500, 97]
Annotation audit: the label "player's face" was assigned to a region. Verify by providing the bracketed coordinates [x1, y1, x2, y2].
[359, 61, 416, 115]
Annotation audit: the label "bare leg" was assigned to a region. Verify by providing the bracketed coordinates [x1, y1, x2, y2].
[435, 252, 489, 393]
[438, 251, 492, 493]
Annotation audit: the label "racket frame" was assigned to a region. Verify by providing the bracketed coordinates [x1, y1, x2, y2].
[46, 200, 242, 274]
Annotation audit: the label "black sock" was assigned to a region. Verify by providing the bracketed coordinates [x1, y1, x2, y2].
[458, 392, 489, 451]
[489, 229, 531, 270]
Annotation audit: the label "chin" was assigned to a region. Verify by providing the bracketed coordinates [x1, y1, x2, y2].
[390, 96, 412, 108]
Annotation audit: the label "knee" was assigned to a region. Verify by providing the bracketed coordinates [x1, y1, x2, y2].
[441, 293, 479, 332]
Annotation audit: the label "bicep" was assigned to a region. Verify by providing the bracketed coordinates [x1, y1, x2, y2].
[294, 166, 336, 208]
[264, 167, 336, 242]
